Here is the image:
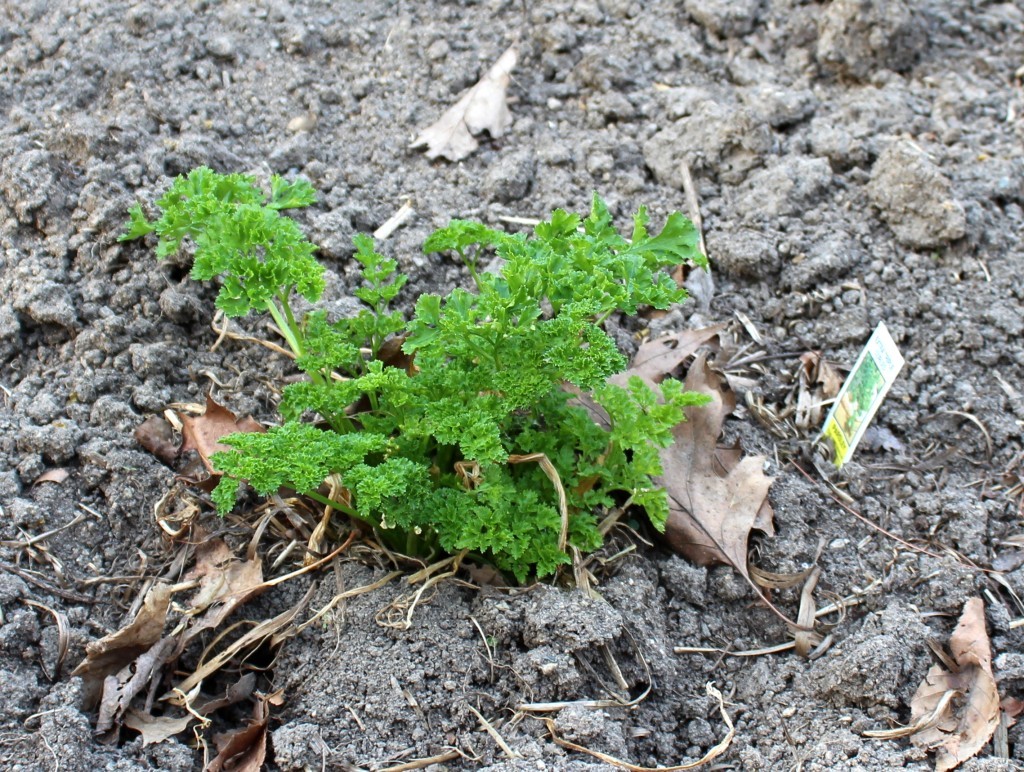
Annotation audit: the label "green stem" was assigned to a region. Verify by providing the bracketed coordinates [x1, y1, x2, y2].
[405, 529, 421, 556]
[304, 489, 379, 529]
[265, 297, 304, 358]
[458, 248, 481, 290]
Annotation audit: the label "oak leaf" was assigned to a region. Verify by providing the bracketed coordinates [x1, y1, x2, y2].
[180, 539, 266, 646]
[123, 710, 193, 746]
[656, 352, 774, 582]
[178, 394, 264, 477]
[910, 597, 1000, 771]
[411, 46, 518, 161]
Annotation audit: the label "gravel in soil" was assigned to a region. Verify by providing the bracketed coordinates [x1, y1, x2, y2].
[1, 1, 1023, 770]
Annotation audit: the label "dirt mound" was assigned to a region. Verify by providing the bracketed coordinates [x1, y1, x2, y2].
[1, 1, 1022, 769]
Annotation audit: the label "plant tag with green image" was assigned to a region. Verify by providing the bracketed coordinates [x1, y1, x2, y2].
[819, 322, 904, 468]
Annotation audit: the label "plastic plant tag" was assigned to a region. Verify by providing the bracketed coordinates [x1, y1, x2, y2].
[819, 322, 904, 468]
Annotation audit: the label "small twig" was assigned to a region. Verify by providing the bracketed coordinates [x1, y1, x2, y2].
[210, 312, 295, 358]
[790, 460, 947, 560]
[376, 749, 462, 771]
[0, 510, 91, 549]
[373, 200, 415, 240]
[0, 562, 96, 604]
[863, 689, 958, 739]
[540, 683, 734, 771]
[470, 616, 496, 682]
[679, 159, 706, 258]
[467, 704, 521, 759]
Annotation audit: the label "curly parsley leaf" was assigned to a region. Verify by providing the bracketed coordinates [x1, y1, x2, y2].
[129, 175, 711, 581]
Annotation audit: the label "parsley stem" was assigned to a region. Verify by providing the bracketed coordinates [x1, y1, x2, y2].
[265, 298, 304, 358]
[304, 489, 379, 529]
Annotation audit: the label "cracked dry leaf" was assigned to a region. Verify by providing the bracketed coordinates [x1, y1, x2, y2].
[180, 539, 265, 646]
[206, 698, 270, 772]
[656, 352, 774, 581]
[97, 637, 179, 734]
[411, 45, 517, 161]
[910, 597, 1000, 771]
[569, 325, 726, 431]
[123, 709, 193, 746]
[615, 324, 726, 388]
[178, 394, 264, 477]
[72, 582, 177, 704]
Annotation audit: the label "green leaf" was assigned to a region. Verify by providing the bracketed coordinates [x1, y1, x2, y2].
[269, 175, 317, 209]
[626, 211, 707, 270]
[423, 220, 504, 255]
[130, 172, 713, 581]
[119, 203, 155, 241]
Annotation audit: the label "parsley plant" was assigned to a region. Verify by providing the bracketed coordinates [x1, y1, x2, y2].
[123, 167, 711, 582]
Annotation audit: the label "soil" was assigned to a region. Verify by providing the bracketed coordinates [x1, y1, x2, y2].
[1, 1, 1023, 770]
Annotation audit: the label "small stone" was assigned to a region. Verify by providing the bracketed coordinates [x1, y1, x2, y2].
[482, 150, 536, 204]
[205, 34, 236, 60]
[425, 39, 449, 61]
[684, 0, 761, 37]
[705, 227, 779, 279]
[287, 113, 317, 133]
[643, 101, 773, 186]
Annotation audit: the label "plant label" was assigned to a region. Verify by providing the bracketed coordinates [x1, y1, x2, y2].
[819, 322, 904, 467]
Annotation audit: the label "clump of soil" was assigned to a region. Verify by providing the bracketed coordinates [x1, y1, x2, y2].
[2, 1, 1022, 769]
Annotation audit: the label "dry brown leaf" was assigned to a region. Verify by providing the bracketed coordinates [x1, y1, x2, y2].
[72, 582, 178, 703]
[123, 709, 194, 746]
[193, 673, 257, 716]
[96, 637, 178, 734]
[33, 468, 70, 486]
[569, 324, 726, 431]
[178, 394, 264, 478]
[206, 698, 270, 772]
[135, 415, 179, 466]
[411, 46, 517, 161]
[910, 597, 1000, 771]
[619, 324, 727, 387]
[1002, 696, 1024, 720]
[795, 352, 842, 431]
[657, 353, 775, 582]
[181, 539, 265, 645]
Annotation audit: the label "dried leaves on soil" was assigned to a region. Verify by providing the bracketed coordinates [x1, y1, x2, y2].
[411, 45, 517, 161]
[206, 697, 272, 772]
[71, 581, 177, 704]
[795, 351, 842, 431]
[179, 395, 264, 475]
[135, 415, 179, 466]
[582, 325, 776, 598]
[909, 597, 1001, 771]
[652, 352, 774, 581]
[70, 536, 292, 747]
[579, 326, 775, 587]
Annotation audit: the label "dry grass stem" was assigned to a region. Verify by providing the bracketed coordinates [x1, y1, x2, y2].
[541, 683, 733, 771]
[210, 311, 295, 357]
[863, 690, 958, 739]
[21, 599, 69, 681]
[376, 749, 462, 771]
[467, 704, 521, 759]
